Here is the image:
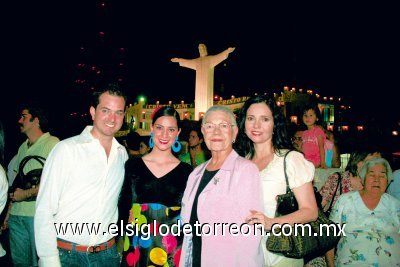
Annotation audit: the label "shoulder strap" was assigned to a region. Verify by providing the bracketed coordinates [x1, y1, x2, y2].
[326, 172, 342, 212]
[385, 180, 393, 193]
[283, 150, 292, 193]
[19, 155, 46, 174]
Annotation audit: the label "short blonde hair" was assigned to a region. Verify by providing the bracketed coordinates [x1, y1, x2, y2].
[359, 158, 394, 184]
[202, 105, 237, 126]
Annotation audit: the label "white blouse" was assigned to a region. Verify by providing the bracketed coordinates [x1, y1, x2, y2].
[259, 150, 315, 266]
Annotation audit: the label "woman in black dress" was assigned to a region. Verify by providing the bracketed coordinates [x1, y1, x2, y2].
[119, 106, 192, 267]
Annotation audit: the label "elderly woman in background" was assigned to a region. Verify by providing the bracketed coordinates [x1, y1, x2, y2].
[329, 158, 400, 266]
[179, 105, 263, 267]
[319, 148, 382, 213]
[312, 149, 382, 266]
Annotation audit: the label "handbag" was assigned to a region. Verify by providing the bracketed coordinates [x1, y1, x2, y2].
[266, 151, 342, 258]
[10, 155, 46, 201]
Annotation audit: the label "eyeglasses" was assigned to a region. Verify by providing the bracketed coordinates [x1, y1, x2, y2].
[203, 122, 234, 133]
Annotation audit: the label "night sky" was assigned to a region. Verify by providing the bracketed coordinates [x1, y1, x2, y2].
[1, 1, 399, 156]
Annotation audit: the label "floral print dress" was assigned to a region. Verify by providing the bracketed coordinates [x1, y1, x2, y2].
[319, 171, 354, 213]
[330, 191, 400, 266]
[119, 157, 193, 267]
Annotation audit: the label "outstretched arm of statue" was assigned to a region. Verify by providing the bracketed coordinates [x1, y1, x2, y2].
[171, 57, 196, 70]
[226, 47, 235, 54]
[210, 47, 236, 67]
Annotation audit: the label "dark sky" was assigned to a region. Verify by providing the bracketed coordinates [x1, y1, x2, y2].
[1, 1, 399, 145]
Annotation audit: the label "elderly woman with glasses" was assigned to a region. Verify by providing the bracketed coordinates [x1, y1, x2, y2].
[328, 158, 400, 266]
[179, 105, 264, 267]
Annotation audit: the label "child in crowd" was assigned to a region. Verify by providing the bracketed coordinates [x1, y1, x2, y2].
[302, 104, 327, 168]
[323, 129, 341, 168]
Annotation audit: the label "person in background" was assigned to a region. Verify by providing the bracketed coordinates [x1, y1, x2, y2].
[35, 84, 128, 267]
[179, 125, 209, 168]
[302, 103, 327, 169]
[329, 158, 400, 266]
[292, 129, 304, 152]
[0, 121, 8, 258]
[323, 129, 341, 168]
[235, 94, 317, 267]
[179, 105, 263, 266]
[319, 148, 382, 212]
[139, 135, 150, 156]
[313, 148, 382, 266]
[387, 169, 400, 200]
[7, 103, 60, 267]
[119, 106, 192, 267]
[125, 131, 141, 158]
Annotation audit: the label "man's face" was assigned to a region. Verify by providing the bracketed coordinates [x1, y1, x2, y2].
[90, 92, 126, 139]
[292, 131, 303, 151]
[18, 109, 37, 134]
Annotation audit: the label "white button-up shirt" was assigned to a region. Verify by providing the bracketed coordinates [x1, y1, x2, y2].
[35, 126, 128, 266]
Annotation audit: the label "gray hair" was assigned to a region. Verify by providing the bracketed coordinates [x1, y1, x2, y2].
[359, 158, 394, 184]
[202, 105, 237, 126]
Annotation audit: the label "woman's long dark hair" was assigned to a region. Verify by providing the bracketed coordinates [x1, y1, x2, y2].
[152, 106, 181, 129]
[235, 95, 293, 159]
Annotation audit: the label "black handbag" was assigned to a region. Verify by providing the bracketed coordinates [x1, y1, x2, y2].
[266, 151, 342, 258]
[10, 155, 46, 201]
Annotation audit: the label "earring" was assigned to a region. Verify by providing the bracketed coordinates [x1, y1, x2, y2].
[149, 132, 154, 148]
[172, 136, 181, 153]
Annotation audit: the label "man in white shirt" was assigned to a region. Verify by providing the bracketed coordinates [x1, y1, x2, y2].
[35, 84, 128, 267]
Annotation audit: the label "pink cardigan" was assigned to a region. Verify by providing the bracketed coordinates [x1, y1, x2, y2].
[179, 150, 264, 266]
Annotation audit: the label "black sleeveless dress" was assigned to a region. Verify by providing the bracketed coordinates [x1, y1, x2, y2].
[119, 157, 193, 267]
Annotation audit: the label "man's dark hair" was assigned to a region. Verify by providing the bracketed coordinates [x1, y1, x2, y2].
[20, 104, 50, 132]
[91, 83, 127, 108]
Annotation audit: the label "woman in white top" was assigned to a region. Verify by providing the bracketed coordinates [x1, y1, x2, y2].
[0, 121, 8, 215]
[236, 95, 318, 267]
[0, 121, 8, 257]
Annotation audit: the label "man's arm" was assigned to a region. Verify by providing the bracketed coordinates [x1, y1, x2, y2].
[11, 187, 39, 202]
[34, 143, 67, 267]
[12, 136, 60, 202]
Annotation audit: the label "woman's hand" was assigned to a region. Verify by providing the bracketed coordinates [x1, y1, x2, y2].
[245, 210, 273, 230]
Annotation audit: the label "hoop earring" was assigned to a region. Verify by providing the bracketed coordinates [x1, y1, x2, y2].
[149, 132, 154, 149]
[172, 137, 181, 153]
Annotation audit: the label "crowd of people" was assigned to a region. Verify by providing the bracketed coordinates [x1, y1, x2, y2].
[0, 86, 399, 267]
